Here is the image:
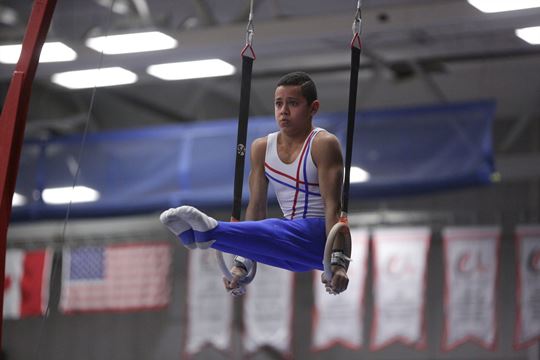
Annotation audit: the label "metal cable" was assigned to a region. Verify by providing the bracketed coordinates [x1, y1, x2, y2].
[34, 1, 118, 358]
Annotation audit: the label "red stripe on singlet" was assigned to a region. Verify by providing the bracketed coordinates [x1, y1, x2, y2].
[264, 162, 319, 186]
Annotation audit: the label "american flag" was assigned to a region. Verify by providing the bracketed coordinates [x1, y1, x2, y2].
[59, 243, 172, 313]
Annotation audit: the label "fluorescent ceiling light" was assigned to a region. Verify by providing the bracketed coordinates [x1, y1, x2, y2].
[51, 67, 137, 89]
[12, 193, 27, 207]
[86, 31, 177, 55]
[0, 6, 18, 26]
[467, 0, 540, 13]
[147, 59, 236, 81]
[516, 26, 540, 45]
[0, 41, 77, 64]
[42, 186, 100, 205]
[350, 166, 370, 183]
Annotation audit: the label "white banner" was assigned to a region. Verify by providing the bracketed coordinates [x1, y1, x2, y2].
[186, 249, 233, 356]
[244, 263, 294, 356]
[370, 227, 430, 350]
[312, 228, 369, 351]
[442, 226, 500, 351]
[515, 225, 540, 349]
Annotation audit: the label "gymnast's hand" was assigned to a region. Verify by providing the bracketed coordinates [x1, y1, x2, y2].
[223, 266, 248, 297]
[321, 265, 349, 294]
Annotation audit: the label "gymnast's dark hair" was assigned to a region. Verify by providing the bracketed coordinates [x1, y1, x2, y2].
[276, 71, 318, 105]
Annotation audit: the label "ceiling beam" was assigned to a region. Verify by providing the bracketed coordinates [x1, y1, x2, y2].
[130, 0, 153, 26]
[191, 0, 217, 26]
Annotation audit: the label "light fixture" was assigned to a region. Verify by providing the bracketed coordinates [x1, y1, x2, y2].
[51, 67, 138, 89]
[467, 0, 540, 13]
[147, 59, 236, 81]
[0, 41, 77, 64]
[85, 31, 177, 55]
[0, 6, 18, 26]
[350, 166, 370, 183]
[42, 186, 100, 205]
[516, 26, 540, 45]
[12, 193, 27, 207]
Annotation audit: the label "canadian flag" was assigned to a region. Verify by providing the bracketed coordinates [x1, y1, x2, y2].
[3, 249, 51, 319]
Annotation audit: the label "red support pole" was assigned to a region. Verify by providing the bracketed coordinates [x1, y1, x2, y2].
[0, 0, 58, 346]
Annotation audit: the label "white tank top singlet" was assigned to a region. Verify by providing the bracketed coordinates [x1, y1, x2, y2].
[264, 128, 325, 220]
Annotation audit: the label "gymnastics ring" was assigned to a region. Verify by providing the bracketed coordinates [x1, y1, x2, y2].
[323, 216, 352, 283]
[215, 250, 257, 285]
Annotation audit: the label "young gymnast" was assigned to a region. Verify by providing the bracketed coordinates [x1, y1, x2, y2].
[161, 72, 350, 296]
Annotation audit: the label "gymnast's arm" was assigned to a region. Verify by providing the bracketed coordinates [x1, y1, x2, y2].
[244, 136, 269, 221]
[223, 137, 268, 293]
[312, 132, 350, 293]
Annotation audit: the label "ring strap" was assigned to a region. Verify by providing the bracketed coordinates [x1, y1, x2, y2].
[231, 54, 254, 221]
[216, 15, 257, 285]
[342, 39, 361, 214]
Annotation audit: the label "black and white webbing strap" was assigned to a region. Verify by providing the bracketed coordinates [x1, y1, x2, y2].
[216, 0, 257, 286]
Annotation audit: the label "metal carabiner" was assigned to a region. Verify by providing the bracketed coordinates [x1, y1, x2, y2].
[352, 0, 362, 36]
[246, 15, 254, 46]
[241, 7, 256, 59]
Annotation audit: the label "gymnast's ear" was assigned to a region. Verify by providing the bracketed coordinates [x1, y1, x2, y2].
[310, 99, 320, 116]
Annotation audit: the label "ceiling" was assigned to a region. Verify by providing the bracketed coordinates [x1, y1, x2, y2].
[0, 0, 539, 149]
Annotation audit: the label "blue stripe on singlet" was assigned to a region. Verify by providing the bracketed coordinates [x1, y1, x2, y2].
[264, 171, 321, 197]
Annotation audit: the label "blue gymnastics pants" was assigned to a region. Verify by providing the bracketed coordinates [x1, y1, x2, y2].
[194, 217, 327, 272]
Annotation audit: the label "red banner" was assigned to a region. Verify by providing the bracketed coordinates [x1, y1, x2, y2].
[370, 227, 430, 350]
[442, 226, 500, 351]
[515, 225, 540, 349]
[4, 249, 51, 319]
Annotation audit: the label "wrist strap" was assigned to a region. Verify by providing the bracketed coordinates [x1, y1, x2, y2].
[233, 256, 253, 272]
[331, 251, 351, 270]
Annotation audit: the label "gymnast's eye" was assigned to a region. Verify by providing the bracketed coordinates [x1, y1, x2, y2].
[287, 100, 299, 107]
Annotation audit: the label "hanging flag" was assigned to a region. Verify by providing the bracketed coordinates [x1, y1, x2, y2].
[4, 248, 52, 319]
[515, 225, 540, 349]
[185, 249, 233, 356]
[370, 227, 430, 350]
[312, 227, 369, 351]
[244, 263, 294, 356]
[442, 226, 500, 351]
[59, 242, 172, 313]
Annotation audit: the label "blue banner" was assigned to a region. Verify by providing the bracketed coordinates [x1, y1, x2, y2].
[12, 100, 496, 220]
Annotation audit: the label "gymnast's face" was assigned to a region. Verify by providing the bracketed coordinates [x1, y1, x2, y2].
[274, 85, 319, 134]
